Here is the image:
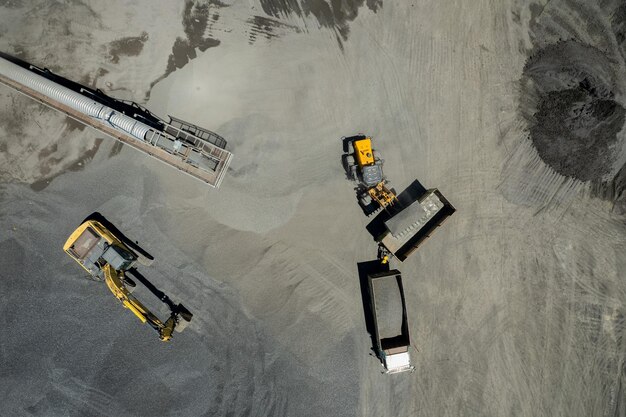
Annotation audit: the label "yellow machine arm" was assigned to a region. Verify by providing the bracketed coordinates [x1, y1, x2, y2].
[102, 264, 180, 341]
[368, 182, 398, 209]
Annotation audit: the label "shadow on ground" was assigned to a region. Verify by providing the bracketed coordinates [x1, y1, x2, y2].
[356, 259, 389, 355]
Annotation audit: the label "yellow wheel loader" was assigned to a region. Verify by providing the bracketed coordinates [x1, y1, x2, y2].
[63, 218, 192, 341]
[343, 135, 398, 214]
[342, 135, 456, 262]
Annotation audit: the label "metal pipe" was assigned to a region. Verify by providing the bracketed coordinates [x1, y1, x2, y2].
[0, 56, 152, 141]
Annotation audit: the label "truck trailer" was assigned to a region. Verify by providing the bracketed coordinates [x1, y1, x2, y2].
[368, 268, 414, 374]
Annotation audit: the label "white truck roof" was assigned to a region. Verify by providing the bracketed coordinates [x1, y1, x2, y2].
[384, 351, 413, 374]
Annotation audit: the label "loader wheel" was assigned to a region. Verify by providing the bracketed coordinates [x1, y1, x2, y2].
[359, 194, 372, 207]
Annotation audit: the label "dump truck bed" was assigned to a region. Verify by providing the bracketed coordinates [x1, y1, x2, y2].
[371, 274, 405, 340]
[367, 269, 413, 373]
[368, 270, 410, 353]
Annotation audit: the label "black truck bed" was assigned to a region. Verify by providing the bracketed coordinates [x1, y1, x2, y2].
[368, 270, 410, 352]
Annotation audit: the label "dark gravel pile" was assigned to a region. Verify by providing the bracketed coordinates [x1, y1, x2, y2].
[521, 40, 625, 182]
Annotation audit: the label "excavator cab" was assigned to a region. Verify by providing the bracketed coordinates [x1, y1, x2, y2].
[64, 219, 193, 341]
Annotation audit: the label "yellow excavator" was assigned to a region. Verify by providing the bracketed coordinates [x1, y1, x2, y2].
[344, 135, 398, 212]
[63, 218, 192, 341]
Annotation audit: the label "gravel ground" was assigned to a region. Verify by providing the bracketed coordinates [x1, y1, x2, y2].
[1, 1, 625, 416]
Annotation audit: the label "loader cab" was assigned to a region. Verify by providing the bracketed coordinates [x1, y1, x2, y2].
[361, 164, 384, 187]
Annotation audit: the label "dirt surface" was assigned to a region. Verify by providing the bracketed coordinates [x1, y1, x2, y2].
[107, 32, 149, 64]
[1, 1, 626, 417]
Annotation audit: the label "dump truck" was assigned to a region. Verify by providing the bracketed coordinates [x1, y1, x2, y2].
[367, 182, 456, 262]
[368, 268, 414, 374]
[63, 218, 192, 341]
